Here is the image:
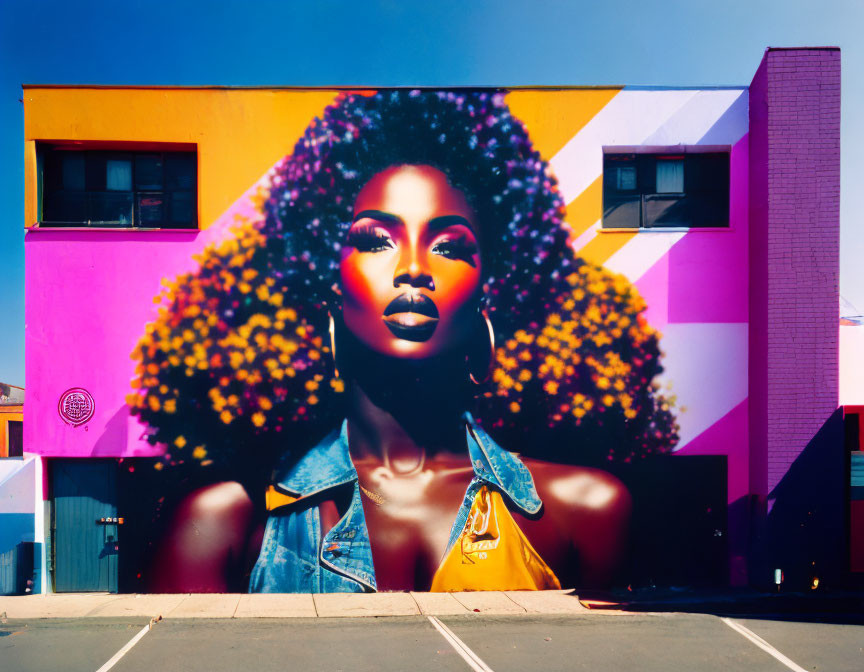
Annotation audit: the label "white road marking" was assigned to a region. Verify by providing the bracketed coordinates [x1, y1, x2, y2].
[721, 617, 809, 672]
[427, 615, 495, 672]
[95, 619, 156, 672]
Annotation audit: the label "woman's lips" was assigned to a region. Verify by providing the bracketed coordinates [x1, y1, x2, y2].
[382, 293, 439, 342]
[383, 313, 439, 328]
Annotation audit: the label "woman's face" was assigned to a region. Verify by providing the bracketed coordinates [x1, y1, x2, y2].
[339, 165, 483, 360]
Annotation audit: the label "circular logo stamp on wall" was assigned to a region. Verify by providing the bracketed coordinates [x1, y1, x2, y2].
[58, 388, 95, 427]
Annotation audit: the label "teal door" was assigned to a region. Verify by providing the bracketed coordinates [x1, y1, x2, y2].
[52, 460, 118, 592]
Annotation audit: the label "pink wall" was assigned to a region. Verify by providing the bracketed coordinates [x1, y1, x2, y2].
[23, 189, 261, 457]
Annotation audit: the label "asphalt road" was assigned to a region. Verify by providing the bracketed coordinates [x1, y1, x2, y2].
[2, 613, 862, 672]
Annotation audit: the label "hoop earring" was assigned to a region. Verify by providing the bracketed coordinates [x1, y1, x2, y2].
[328, 311, 340, 378]
[468, 309, 495, 385]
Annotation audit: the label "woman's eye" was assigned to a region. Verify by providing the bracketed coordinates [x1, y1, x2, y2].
[345, 228, 394, 253]
[431, 238, 478, 265]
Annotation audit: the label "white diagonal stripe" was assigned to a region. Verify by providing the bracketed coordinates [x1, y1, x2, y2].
[550, 89, 698, 203]
[657, 323, 749, 450]
[95, 621, 155, 672]
[641, 89, 748, 146]
[428, 615, 495, 672]
[721, 618, 809, 672]
[571, 220, 600, 252]
[602, 231, 686, 281]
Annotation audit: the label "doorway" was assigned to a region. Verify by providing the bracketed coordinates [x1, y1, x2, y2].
[51, 460, 119, 592]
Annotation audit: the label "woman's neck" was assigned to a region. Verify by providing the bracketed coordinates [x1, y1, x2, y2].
[343, 348, 471, 469]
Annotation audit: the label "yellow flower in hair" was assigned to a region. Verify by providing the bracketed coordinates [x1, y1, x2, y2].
[192, 446, 207, 460]
[252, 412, 266, 427]
[174, 435, 187, 448]
[164, 399, 177, 414]
[220, 410, 233, 424]
[509, 402, 521, 413]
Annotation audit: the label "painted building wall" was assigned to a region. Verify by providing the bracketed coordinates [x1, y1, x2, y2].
[22, 85, 752, 589]
[24, 88, 749, 454]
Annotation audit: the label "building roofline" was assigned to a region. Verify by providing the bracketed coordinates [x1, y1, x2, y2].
[20, 83, 745, 92]
[22, 84, 626, 91]
[766, 46, 840, 51]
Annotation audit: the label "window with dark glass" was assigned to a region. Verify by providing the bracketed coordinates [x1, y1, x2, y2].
[7, 421, 23, 458]
[40, 148, 197, 228]
[602, 152, 729, 229]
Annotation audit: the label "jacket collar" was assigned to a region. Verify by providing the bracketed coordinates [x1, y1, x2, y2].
[275, 420, 357, 498]
[274, 412, 543, 515]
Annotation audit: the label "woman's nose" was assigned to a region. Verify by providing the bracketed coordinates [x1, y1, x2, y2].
[393, 260, 435, 291]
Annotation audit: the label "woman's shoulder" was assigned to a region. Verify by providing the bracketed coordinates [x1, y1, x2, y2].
[520, 457, 631, 517]
[176, 481, 255, 517]
[149, 481, 256, 592]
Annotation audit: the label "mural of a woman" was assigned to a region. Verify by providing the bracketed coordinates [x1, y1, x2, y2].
[129, 90, 678, 592]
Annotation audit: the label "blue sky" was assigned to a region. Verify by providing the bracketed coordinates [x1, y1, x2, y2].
[0, 0, 861, 387]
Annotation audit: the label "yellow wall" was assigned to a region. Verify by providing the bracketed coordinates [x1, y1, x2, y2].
[23, 87, 339, 229]
[22, 87, 624, 240]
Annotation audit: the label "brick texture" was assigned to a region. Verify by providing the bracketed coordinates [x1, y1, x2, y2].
[749, 48, 840, 495]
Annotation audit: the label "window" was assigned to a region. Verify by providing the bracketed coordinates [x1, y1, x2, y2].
[39, 147, 197, 228]
[7, 421, 23, 458]
[602, 152, 729, 229]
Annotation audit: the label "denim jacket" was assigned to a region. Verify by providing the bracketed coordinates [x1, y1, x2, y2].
[249, 412, 542, 593]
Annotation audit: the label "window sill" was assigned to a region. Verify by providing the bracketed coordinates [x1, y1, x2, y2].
[28, 224, 200, 232]
[599, 226, 733, 233]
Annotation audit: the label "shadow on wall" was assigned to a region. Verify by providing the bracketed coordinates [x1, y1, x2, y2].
[90, 406, 129, 457]
[759, 408, 846, 589]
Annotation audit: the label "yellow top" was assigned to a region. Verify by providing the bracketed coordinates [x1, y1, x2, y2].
[430, 485, 561, 592]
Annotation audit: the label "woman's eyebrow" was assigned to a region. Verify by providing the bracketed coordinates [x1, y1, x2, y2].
[427, 215, 475, 233]
[352, 210, 403, 225]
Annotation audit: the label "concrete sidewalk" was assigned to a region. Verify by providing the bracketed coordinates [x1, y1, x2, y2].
[0, 589, 601, 619]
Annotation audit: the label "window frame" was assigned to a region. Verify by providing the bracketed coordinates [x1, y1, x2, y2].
[601, 146, 732, 232]
[36, 141, 199, 230]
